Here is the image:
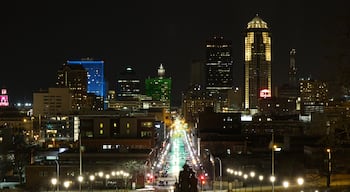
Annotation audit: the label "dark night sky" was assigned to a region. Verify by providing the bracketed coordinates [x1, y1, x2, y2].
[2, 1, 350, 106]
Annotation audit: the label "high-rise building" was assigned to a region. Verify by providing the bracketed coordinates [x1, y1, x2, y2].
[299, 78, 328, 115]
[244, 14, 272, 110]
[145, 64, 171, 110]
[205, 36, 233, 90]
[289, 49, 297, 87]
[56, 63, 88, 111]
[67, 58, 106, 110]
[190, 59, 206, 87]
[67, 58, 106, 98]
[116, 66, 141, 100]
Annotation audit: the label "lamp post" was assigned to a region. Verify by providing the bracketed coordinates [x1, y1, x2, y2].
[326, 148, 331, 188]
[258, 175, 263, 192]
[51, 178, 58, 192]
[79, 130, 83, 192]
[270, 175, 276, 192]
[63, 181, 70, 192]
[271, 132, 275, 192]
[243, 174, 248, 192]
[249, 171, 255, 192]
[297, 177, 304, 192]
[282, 181, 289, 190]
[227, 168, 234, 191]
[210, 154, 215, 191]
[77, 175, 83, 192]
[89, 175, 95, 192]
[53, 159, 60, 191]
[215, 157, 222, 191]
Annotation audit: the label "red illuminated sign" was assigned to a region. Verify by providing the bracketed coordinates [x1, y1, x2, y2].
[260, 89, 271, 98]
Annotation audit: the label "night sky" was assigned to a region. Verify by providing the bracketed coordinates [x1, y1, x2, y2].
[3, 1, 350, 106]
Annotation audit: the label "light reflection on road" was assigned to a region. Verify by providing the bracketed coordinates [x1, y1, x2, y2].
[151, 117, 201, 191]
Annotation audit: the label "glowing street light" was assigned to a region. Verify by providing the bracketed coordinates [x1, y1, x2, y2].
[51, 178, 58, 192]
[270, 175, 276, 192]
[77, 175, 83, 192]
[63, 181, 70, 192]
[297, 177, 304, 192]
[243, 174, 248, 192]
[258, 175, 264, 192]
[89, 175, 95, 192]
[326, 148, 332, 188]
[250, 171, 255, 192]
[283, 181, 289, 189]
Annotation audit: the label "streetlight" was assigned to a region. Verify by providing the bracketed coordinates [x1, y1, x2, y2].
[243, 174, 248, 192]
[77, 175, 83, 192]
[54, 159, 60, 191]
[258, 175, 263, 192]
[282, 181, 289, 189]
[89, 175, 95, 192]
[63, 181, 70, 192]
[215, 157, 222, 191]
[249, 171, 255, 192]
[51, 178, 58, 192]
[105, 174, 110, 188]
[123, 172, 130, 190]
[297, 177, 304, 192]
[326, 148, 332, 188]
[270, 175, 276, 192]
[227, 168, 234, 191]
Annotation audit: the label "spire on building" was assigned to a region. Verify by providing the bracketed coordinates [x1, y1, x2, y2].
[158, 64, 165, 78]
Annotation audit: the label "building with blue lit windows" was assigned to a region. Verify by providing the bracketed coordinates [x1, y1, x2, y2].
[67, 58, 106, 109]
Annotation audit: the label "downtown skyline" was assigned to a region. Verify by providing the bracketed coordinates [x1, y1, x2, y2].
[3, 1, 350, 106]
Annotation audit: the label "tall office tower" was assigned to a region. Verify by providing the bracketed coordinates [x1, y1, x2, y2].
[116, 66, 141, 100]
[190, 59, 206, 87]
[289, 49, 297, 87]
[299, 78, 328, 115]
[205, 36, 233, 90]
[145, 64, 172, 110]
[67, 58, 106, 110]
[244, 14, 272, 110]
[56, 63, 88, 110]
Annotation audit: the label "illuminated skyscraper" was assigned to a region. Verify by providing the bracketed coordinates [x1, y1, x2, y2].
[205, 36, 233, 90]
[67, 58, 106, 109]
[116, 66, 140, 100]
[67, 58, 105, 98]
[289, 49, 297, 87]
[56, 63, 88, 110]
[145, 64, 171, 110]
[244, 14, 272, 110]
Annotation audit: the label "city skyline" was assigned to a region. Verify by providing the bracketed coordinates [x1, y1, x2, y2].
[3, 1, 350, 106]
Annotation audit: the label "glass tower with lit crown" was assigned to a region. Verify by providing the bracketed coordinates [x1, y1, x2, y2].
[244, 14, 272, 110]
[205, 36, 233, 90]
[145, 64, 171, 109]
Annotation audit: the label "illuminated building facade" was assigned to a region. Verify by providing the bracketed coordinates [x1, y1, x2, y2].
[205, 36, 233, 90]
[145, 64, 171, 110]
[116, 66, 141, 100]
[299, 78, 328, 115]
[244, 14, 272, 110]
[0, 89, 9, 107]
[67, 58, 106, 109]
[56, 63, 88, 111]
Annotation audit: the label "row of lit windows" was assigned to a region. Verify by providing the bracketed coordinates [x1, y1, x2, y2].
[206, 44, 229, 48]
